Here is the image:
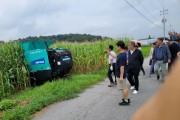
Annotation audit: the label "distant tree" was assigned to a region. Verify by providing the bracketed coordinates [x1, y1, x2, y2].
[16, 34, 104, 43]
[0, 41, 4, 44]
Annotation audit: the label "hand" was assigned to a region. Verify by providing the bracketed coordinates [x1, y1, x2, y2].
[110, 66, 113, 71]
[107, 51, 111, 55]
[177, 52, 180, 56]
[168, 59, 171, 63]
[119, 77, 124, 83]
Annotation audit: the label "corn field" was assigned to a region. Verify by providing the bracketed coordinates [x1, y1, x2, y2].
[0, 42, 30, 100]
[0, 39, 129, 100]
[51, 39, 129, 73]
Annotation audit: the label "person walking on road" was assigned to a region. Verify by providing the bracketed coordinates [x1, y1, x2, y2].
[149, 42, 156, 77]
[108, 41, 130, 105]
[106, 45, 117, 87]
[136, 43, 145, 75]
[127, 41, 144, 94]
[153, 37, 171, 81]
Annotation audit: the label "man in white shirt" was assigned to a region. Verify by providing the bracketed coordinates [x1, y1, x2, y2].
[107, 45, 117, 87]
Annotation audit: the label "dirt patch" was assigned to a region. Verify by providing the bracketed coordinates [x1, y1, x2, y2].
[33, 101, 61, 118]
[0, 111, 3, 118]
[17, 100, 31, 107]
[33, 107, 48, 117]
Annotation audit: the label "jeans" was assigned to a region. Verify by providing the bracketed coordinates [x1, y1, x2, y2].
[154, 60, 166, 80]
[150, 60, 155, 75]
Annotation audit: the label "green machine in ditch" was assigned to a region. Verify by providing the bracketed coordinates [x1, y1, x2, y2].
[21, 41, 73, 83]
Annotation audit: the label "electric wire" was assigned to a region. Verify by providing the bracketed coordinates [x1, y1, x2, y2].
[124, 0, 162, 29]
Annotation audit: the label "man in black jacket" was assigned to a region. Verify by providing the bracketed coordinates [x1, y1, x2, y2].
[168, 39, 180, 71]
[127, 41, 144, 94]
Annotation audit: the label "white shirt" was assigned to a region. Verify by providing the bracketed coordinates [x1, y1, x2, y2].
[108, 51, 117, 64]
[130, 50, 134, 55]
[150, 47, 154, 59]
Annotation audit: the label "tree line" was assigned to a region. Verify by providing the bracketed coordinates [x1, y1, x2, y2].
[16, 33, 110, 43]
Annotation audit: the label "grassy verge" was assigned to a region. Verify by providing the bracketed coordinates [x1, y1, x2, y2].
[0, 69, 107, 120]
[141, 46, 151, 57]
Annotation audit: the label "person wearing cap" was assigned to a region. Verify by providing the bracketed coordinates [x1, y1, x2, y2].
[152, 37, 171, 81]
[168, 38, 180, 71]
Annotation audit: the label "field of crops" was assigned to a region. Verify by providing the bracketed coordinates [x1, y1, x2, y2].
[0, 43, 30, 100]
[51, 39, 129, 74]
[0, 38, 150, 100]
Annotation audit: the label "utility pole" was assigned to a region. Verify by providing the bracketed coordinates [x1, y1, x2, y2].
[160, 7, 168, 40]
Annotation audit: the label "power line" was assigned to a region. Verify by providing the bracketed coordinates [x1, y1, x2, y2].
[148, 0, 161, 11]
[163, 0, 168, 9]
[161, 0, 166, 8]
[124, 0, 162, 29]
[140, 2, 159, 22]
[158, 0, 164, 8]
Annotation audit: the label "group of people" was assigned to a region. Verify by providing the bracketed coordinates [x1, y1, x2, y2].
[149, 32, 180, 81]
[106, 33, 180, 106]
[106, 40, 144, 106]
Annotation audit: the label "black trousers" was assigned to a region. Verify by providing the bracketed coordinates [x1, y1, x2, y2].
[168, 58, 176, 72]
[108, 63, 116, 83]
[141, 66, 145, 74]
[127, 68, 140, 91]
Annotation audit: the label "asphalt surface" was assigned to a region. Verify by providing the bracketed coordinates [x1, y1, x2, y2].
[33, 57, 162, 120]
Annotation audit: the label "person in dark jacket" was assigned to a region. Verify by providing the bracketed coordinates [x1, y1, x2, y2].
[127, 41, 144, 94]
[136, 43, 145, 75]
[153, 37, 171, 81]
[168, 39, 180, 72]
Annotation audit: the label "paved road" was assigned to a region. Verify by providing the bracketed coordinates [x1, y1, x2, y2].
[33, 58, 162, 120]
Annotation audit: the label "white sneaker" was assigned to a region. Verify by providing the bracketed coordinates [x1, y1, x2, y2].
[130, 86, 135, 90]
[133, 90, 138, 94]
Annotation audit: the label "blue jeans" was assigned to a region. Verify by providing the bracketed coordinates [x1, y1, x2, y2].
[150, 60, 155, 75]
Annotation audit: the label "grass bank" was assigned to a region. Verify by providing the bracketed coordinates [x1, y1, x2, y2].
[0, 69, 107, 120]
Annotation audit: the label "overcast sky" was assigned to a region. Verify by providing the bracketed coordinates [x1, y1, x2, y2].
[0, 0, 179, 41]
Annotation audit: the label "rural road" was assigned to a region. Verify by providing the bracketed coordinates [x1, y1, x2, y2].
[33, 57, 162, 120]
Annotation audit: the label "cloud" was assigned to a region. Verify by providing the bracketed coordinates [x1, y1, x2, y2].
[0, 0, 179, 41]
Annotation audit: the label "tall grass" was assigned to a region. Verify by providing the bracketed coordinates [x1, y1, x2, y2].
[0, 42, 30, 100]
[0, 39, 149, 100]
[51, 39, 129, 74]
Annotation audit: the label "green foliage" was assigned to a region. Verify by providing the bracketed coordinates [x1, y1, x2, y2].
[0, 39, 150, 120]
[16, 33, 104, 43]
[2, 106, 31, 120]
[141, 46, 151, 57]
[0, 99, 16, 111]
[51, 39, 130, 74]
[1, 69, 107, 120]
[0, 42, 30, 100]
